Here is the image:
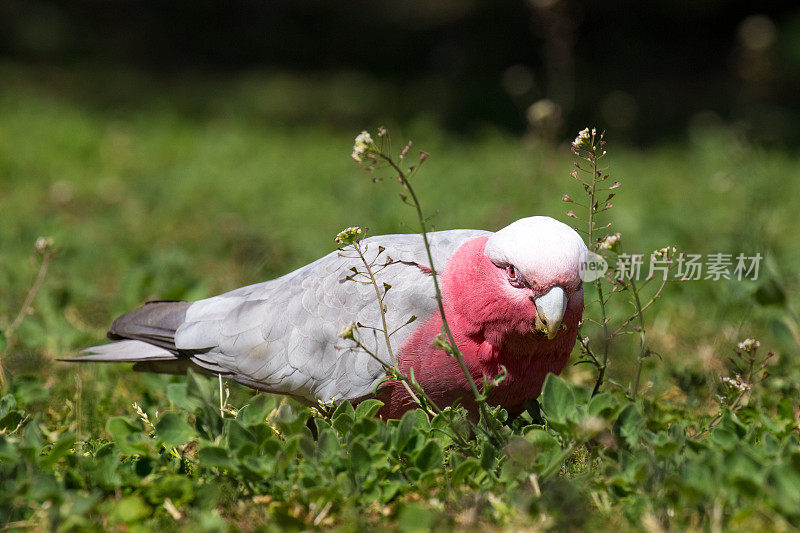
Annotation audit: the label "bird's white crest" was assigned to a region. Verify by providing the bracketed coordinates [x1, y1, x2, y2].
[484, 216, 587, 286]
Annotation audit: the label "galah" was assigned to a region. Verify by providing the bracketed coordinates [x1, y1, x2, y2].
[70, 216, 587, 419]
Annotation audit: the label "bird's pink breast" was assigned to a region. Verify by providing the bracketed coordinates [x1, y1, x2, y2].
[377, 236, 583, 420]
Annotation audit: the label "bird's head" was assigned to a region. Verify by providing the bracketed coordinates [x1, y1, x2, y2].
[443, 216, 588, 343]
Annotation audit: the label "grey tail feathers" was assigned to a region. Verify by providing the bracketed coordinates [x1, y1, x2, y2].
[63, 301, 191, 367]
[66, 301, 232, 377]
[107, 300, 192, 352]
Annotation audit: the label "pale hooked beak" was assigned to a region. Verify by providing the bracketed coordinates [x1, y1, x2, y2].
[533, 286, 567, 340]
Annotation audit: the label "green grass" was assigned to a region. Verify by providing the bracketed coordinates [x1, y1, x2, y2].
[1, 66, 799, 530]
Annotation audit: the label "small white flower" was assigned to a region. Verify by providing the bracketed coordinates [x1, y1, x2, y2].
[721, 374, 752, 392]
[737, 338, 760, 352]
[351, 146, 365, 162]
[354, 131, 373, 146]
[572, 127, 591, 149]
[598, 232, 621, 250]
[351, 130, 375, 162]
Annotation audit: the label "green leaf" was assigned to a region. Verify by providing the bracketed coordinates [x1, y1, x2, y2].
[0, 411, 23, 432]
[381, 480, 404, 502]
[106, 416, 149, 455]
[616, 404, 644, 448]
[480, 439, 497, 471]
[155, 412, 196, 447]
[413, 408, 431, 431]
[352, 418, 379, 439]
[198, 446, 234, 469]
[415, 441, 443, 472]
[11, 378, 48, 404]
[397, 502, 438, 532]
[540, 373, 576, 428]
[0, 394, 16, 419]
[644, 430, 680, 456]
[0, 435, 18, 462]
[780, 399, 796, 425]
[145, 475, 194, 504]
[275, 403, 309, 435]
[226, 419, 255, 454]
[712, 427, 738, 450]
[184, 370, 218, 410]
[166, 383, 203, 413]
[236, 394, 277, 426]
[529, 430, 564, 475]
[41, 432, 76, 469]
[317, 427, 340, 457]
[107, 416, 140, 439]
[508, 434, 556, 474]
[587, 392, 617, 418]
[333, 412, 354, 435]
[405, 467, 421, 483]
[770, 466, 800, 515]
[452, 458, 481, 485]
[110, 494, 151, 524]
[394, 410, 417, 452]
[505, 435, 535, 465]
[350, 440, 371, 477]
[331, 401, 355, 435]
[355, 399, 384, 419]
[332, 400, 355, 421]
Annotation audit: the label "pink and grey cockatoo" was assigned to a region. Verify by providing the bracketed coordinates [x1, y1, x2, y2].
[72, 216, 587, 419]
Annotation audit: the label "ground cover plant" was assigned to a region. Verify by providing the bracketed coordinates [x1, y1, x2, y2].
[1, 69, 799, 531]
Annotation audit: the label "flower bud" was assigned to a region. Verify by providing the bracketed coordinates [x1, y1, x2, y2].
[34, 236, 54, 255]
[335, 226, 363, 246]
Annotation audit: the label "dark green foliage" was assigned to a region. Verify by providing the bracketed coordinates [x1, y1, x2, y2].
[0, 371, 798, 530]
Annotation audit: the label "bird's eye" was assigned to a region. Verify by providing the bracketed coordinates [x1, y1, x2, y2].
[506, 265, 517, 280]
[506, 265, 523, 287]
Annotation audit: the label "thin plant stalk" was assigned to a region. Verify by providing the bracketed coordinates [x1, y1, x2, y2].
[352, 242, 425, 408]
[571, 130, 612, 395]
[1, 245, 53, 388]
[628, 277, 648, 400]
[376, 153, 500, 436]
[612, 274, 669, 336]
[587, 155, 611, 396]
[569, 129, 673, 399]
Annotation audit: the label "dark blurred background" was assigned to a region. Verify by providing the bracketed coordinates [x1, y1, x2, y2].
[2, 0, 799, 145]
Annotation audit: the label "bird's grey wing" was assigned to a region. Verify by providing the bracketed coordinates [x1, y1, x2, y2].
[174, 229, 490, 403]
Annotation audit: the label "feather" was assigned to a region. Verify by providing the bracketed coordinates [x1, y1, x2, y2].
[67, 339, 177, 362]
[108, 301, 191, 351]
